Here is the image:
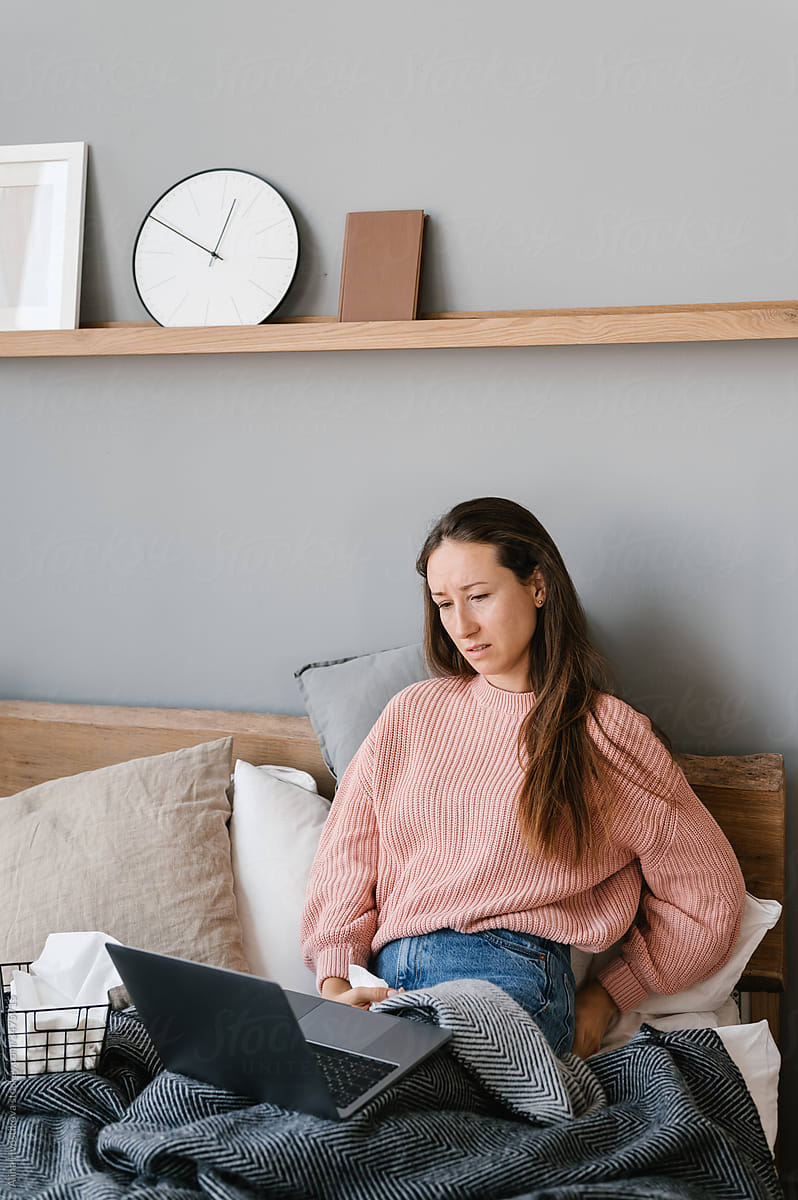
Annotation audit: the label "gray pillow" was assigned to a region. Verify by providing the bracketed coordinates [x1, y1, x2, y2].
[294, 643, 431, 781]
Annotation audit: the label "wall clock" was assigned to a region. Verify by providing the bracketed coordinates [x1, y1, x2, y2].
[132, 169, 299, 326]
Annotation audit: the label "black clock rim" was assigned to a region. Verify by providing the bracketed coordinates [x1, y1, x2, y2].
[131, 167, 301, 328]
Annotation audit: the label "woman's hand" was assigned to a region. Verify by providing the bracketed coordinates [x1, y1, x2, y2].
[320, 977, 403, 1009]
[572, 980, 618, 1058]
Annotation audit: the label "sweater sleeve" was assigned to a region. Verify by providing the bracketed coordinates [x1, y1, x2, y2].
[593, 706, 746, 1014]
[300, 721, 381, 991]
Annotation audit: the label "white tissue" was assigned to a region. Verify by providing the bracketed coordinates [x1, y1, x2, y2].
[7, 933, 124, 1075]
[348, 963, 389, 988]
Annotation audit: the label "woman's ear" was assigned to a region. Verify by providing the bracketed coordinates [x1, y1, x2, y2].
[529, 566, 546, 608]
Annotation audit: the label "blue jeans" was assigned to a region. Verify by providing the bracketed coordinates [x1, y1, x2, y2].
[371, 927, 575, 1056]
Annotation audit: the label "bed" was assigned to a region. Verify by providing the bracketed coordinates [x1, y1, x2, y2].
[0, 696, 787, 1198]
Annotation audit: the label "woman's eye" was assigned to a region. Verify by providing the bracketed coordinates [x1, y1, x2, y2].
[471, 594, 488, 602]
[437, 602, 451, 610]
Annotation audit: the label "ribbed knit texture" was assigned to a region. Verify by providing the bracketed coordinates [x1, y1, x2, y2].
[300, 674, 745, 1013]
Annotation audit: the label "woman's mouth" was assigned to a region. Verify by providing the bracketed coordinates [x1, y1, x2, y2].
[465, 644, 490, 657]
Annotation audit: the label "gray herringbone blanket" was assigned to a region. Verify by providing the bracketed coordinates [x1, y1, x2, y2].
[0, 979, 782, 1199]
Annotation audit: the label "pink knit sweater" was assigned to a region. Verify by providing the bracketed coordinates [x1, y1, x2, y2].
[300, 674, 745, 1013]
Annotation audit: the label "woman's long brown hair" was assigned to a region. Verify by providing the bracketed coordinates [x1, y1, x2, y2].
[416, 497, 661, 865]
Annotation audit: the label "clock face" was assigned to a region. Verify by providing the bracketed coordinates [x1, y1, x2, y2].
[132, 169, 299, 326]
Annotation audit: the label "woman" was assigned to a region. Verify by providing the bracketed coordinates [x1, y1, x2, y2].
[301, 497, 745, 1057]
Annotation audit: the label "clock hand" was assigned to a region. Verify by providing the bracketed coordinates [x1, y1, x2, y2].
[209, 199, 237, 267]
[149, 215, 223, 261]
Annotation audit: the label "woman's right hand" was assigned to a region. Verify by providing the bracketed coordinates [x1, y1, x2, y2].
[320, 977, 403, 1009]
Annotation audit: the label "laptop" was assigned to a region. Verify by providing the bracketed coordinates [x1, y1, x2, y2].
[105, 943, 451, 1120]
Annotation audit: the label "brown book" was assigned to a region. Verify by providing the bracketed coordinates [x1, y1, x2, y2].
[338, 210, 426, 321]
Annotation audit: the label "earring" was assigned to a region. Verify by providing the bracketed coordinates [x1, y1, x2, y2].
[536, 599, 544, 607]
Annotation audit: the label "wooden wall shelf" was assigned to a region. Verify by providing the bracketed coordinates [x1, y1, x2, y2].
[2, 300, 798, 358]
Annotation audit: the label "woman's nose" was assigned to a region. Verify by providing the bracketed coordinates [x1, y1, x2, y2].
[452, 606, 479, 638]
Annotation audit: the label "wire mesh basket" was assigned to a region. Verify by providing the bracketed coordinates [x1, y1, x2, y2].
[0, 961, 111, 1079]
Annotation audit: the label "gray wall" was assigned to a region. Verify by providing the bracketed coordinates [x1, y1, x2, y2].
[3, 0, 797, 1177]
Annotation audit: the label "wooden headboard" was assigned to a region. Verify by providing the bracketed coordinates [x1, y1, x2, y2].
[0, 700, 785, 1038]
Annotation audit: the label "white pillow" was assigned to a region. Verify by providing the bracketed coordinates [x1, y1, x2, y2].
[582, 892, 781, 1014]
[570, 948, 592, 991]
[247, 764, 320, 792]
[716, 1020, 780, 1154]
[229, 760, 330, 991]
[598, 995, 741, 1055]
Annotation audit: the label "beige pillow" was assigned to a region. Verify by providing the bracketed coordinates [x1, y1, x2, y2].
[1, 738, 248, 973]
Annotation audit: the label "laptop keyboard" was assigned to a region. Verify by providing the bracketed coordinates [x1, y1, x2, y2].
[307, 1042, 398, 1109]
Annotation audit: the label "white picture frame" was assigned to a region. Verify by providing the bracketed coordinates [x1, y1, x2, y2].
[0, 141, 88, 331]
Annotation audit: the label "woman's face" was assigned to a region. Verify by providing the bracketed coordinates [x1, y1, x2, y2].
[426, 539, 545, 693]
